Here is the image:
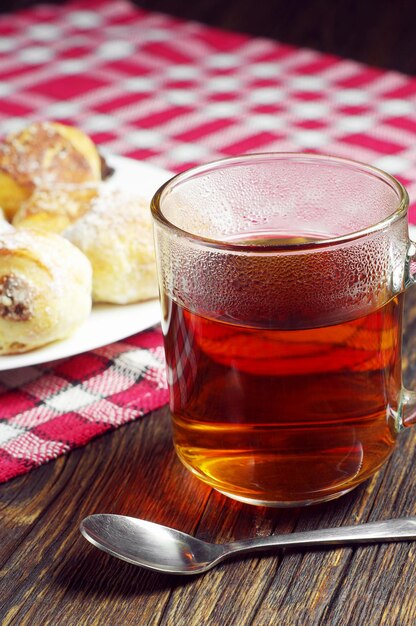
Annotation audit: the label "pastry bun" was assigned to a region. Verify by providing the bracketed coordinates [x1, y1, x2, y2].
[0, 122, 103, 220]
[0, 229, 92, 354]
[13, 184, 99, 233]
[64, 190, 158, 304]
[0, 208, 13, 233]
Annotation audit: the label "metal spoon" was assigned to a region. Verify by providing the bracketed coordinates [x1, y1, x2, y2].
[80, 514, 416, 575]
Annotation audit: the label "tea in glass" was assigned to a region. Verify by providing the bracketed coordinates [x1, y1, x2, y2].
[152, 154, 412, 506]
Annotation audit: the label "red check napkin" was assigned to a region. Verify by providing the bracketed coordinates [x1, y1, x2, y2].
[0, 328, 168, 482]
[1, 0, 416, 482]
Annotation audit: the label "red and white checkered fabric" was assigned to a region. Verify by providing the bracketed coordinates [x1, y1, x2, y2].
[0, 328, 169, 482]
[1, 0, 416, 213]
[2, 0, 416, 481]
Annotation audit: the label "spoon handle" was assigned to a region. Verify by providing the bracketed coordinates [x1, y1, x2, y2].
[226, 517, 416, 556]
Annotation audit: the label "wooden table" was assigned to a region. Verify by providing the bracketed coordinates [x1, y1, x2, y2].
[2, 288, 416, 626]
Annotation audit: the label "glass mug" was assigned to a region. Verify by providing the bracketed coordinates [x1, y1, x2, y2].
[151, 153, 416, 507]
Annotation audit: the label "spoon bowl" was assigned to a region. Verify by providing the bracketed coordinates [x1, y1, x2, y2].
[80, 514, 226, 574]
[80, 514, 416, 575]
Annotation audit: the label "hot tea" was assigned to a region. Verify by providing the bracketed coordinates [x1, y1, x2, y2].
[152, 153, 412, 506]
[163, 288, 401, 505]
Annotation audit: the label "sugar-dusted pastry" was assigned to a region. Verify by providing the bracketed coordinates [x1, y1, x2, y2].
[0, 229, 92, 354]
[0, 208, 13, 233]
[0, 121, 103, 220]
[13, 184, 99, 233]
[64, 190, 158, 304]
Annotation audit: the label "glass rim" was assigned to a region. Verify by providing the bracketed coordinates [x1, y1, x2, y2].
[150, 152, 409, 253]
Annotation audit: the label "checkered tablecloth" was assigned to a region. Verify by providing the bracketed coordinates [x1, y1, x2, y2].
[1, 0, 416, 482]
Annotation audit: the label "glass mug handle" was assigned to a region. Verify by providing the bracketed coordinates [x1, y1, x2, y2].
[399, 239, 416, 428]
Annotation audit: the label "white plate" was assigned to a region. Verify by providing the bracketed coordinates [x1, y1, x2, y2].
[0, 155, 171, 371]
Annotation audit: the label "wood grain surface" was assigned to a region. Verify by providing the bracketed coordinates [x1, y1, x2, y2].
[1, 287, 416, 626]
